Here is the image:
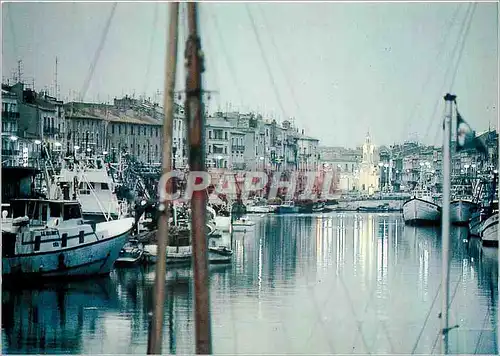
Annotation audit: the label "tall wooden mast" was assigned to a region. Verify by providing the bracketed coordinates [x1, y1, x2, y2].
[147, 3, 179, 354]
[185, 3, 213, 354]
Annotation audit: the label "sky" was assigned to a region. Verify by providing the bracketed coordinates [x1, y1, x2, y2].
[2, 1, 498, 148]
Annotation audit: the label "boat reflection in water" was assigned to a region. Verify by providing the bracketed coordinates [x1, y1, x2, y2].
[2, 213, 497, 354]
[1, 277, 119, 354]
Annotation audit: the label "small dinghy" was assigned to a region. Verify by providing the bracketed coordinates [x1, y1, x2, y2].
[115, 239, 144, 266]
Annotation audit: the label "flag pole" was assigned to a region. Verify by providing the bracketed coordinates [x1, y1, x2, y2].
[441, 93, 455, 355]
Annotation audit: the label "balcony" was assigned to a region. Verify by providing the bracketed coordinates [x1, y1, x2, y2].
[1, 111, 20, 119]
[231, 145, 245, 151]
[44, 128, 61, 135]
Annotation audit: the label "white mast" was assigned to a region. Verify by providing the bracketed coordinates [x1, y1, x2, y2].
[440, 93, 455, 354]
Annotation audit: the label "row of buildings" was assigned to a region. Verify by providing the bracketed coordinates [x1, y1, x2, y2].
[3, 81, 496, 196]
[319, 130, 498, 194]
[1, 82, 321, 174]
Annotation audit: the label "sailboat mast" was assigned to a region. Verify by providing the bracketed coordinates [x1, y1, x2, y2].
[147, 3, 179, 354]
[185, 3, 213, 354]
[441, 93, 455, 355]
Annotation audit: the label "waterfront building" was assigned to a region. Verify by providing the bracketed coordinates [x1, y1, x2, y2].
[2, 82, 65, 168]
[358, 133, 380, 195]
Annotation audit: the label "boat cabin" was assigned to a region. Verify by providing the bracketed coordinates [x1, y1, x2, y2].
[10, 199, 83, 226]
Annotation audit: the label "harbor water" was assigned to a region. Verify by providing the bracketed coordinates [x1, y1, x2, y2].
[2, 213, 498, 354]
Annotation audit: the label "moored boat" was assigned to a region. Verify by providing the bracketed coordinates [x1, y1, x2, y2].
[480, 212, 498, 247]
[275, 201, 299, 214]
[2, 198, 134, 280]
[450, 198, 478, 225]
[115, 239, 144, 266]
[232, 216, 256, 232]
[402, 194, 441, 225]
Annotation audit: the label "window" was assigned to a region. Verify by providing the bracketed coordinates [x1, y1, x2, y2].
[101, 183, 109, 190]
[118, 125, 121, 135]
[49, 203, 62, 218]
[156, 127, 158, 137]
[61, 233, 68, 248]
[34, 235, 41, 251]
[224, 132, 228, 140]
[125, 126, 128, 135]
[144, 126, 146, 135]
[209, 131, 212, 139]
[79, 231, 85, 244]
[131, 126, 134, 135]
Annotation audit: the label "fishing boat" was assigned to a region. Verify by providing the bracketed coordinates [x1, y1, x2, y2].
[275, 200, 299, 214]
[450, 198, 478, 225]
[115, 239, 144, 266]
[246, 197, 272, 214]
[232, 216, 256, 232]
[480, 211, 498, 247]
[402, 188, 441, 225]
[2, 198, 134, 280]
[469, 210, 482, 237]
[55, 155, 128, 223]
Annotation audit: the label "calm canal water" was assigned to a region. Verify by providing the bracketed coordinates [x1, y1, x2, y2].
[2, 213, 498, 354]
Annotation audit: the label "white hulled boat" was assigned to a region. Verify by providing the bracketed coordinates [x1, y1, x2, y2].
[2, 198, 134, 280]
[55, 155, 127, 223]
[232, 215, 256, 232]
[246, 197, 272, 214]
[480, 211, 498, 247]
[402, 189, 441, 225]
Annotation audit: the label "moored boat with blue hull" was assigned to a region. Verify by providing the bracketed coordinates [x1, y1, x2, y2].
[402, 196, 441, 225]
[450, 199, 478, 225]
[2, 198, 134, 281]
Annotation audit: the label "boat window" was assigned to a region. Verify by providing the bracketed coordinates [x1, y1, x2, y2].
[49, 203, 62, 218]
[11, 201, 26, 218]
[61, 233, 68, 248]
[101, 183, 109, 190]
[2, 233, 16, 257]
[27, 201, 40, 220]
[79, 231, 84, 244]
[64, 204, 82, 220]
[34, 235, 41, 251]
[41, 204, 48, 222]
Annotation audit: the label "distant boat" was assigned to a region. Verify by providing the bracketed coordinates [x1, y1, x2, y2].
[2, 198, 134, 280]
[232, 216, 255, 232]
[402, 191, 441, 225]
[141, 244, 232, 265]
[275, 201, 299, 214]
[450, 198, 478, 225]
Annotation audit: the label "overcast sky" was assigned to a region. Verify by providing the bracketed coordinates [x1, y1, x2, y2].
[2, 2, 498, 148]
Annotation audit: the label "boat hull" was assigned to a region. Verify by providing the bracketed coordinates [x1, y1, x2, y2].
[402, 198, 441, 225]
[232, 223, 255, 232]
[2, 227, 131, 280]
[480, 213, 498, 247]
[469, 211, 482, 237]
[275, 206, 299, 214]
[450, 200, 478, 225]
[246, 206, 271, 214]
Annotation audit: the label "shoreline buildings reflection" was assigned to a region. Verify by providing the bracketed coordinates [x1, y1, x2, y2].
[2, 213, 497, 354]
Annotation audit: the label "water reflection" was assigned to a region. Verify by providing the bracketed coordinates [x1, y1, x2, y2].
[2, 213, 498, 354]
[2, 277, 118, 354]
